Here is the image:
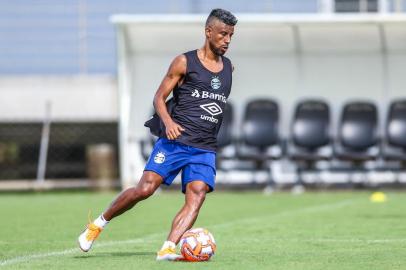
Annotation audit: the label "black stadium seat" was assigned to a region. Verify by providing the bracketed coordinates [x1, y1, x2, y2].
[216, 102, 237, 161]
[238, 99, 282, 166]
[382, 100, 406, 161]
[288, 100, 332, 160]
[335, 101, 379, 161]
[216, 102, 248, 171]
[217, 102, 233, 150]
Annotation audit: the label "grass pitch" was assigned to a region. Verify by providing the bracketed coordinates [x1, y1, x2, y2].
[0, 190, 405, 269]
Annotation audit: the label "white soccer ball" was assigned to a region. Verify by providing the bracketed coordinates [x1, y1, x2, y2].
[180, 228, 216, 262]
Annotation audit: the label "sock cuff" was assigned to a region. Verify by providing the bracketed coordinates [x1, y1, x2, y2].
[161, 240, 176, 250]
[101, 214, 108, 222]
[94, 214, 109, 228]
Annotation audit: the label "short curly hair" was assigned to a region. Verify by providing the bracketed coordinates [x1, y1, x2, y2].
[206, 8, 238, 27]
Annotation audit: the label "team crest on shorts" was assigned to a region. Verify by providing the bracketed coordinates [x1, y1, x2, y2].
[154, 151, 165, 164]
[210, 76, 221, 90]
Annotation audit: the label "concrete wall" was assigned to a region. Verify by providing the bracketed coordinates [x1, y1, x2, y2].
[117, 15, 406, 144]
[0, 76, 118, 121]
[127, 52, 406, 140]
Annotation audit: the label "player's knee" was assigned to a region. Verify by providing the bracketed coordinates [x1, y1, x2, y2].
[190, 185, 207, 204]
[196, 190, 206, 203]
[137, 186, 155, 200]
[128, 186, 154, 201]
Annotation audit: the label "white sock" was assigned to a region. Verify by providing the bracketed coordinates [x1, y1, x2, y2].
[161, 241, 176, 250]
[93, 214, 109, 229]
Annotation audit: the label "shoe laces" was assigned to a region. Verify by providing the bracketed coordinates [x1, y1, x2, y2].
[86, 223, 102, 241]
[158, 247, 176, 256]
[85, 210, 102, 241]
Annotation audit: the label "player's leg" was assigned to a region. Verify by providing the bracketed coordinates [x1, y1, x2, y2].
[167, 181, 209, 243]
[78, 171, 162, 252]
[103, 171, 163, 220]
[156, 180, 209, 261]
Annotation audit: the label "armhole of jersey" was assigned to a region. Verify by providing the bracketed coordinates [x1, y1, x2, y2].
[184, 52, 192, 74]
[226, 57, 233, 73]
[177, 53, 189, 88]
[226, 57, 233, 91]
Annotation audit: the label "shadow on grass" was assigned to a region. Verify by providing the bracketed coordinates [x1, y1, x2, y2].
[73, 251, 155, 259]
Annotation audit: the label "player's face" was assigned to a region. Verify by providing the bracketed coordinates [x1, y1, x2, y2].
[206, 20, 234, 56]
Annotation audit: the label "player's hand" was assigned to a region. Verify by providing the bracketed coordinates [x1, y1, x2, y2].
[165, 120, 185, 140]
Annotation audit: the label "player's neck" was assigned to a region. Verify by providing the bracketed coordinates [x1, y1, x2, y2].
[198, 47, 221, 63]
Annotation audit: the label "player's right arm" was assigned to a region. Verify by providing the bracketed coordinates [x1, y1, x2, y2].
[153, 55, 186, 140]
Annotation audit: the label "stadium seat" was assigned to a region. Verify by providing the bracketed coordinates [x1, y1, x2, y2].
[288, 99, 332, 161]
[216, 102, 236, 159]
[216, 102, 256, 171]
[217, 102, 234, 150]
[382, 99, 406, 161]
[335, 101, 379, 161]
[238, 99, 283, 169]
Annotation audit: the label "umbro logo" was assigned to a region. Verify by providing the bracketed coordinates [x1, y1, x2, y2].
[200, 103, 223, 116]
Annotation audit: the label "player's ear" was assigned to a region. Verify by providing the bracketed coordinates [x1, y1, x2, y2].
[205, 26, 212, 39]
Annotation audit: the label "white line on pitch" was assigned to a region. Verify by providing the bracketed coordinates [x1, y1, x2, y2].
[244, 237, 406, 244]
[0, 233, 164, 267]
[211, 198, 358, 230]
[0, 198, 358, 267]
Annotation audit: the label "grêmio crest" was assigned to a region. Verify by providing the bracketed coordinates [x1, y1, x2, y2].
[210, 76, 221, 90]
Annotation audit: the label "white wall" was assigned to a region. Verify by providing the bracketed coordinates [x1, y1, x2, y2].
[117, 15, 406, 143]
[127, 52, 404, 139]
[113, 14, 406, 186]
[0, 76, 118, 121]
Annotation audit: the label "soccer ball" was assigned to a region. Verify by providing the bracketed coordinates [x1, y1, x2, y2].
[180, 228, 216, 262]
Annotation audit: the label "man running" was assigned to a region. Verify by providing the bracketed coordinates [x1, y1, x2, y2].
[78, 8, 237, 261]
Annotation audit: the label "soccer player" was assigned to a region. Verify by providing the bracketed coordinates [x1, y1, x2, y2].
[78, 8, 237, 261]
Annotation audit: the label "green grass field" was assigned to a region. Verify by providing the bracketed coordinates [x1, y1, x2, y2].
[0, 191, 405, 269]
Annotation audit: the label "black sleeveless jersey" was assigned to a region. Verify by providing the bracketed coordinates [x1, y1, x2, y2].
[172, 50, 232, 151]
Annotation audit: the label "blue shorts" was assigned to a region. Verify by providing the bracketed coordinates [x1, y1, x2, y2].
[144, 138, 216, 193]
